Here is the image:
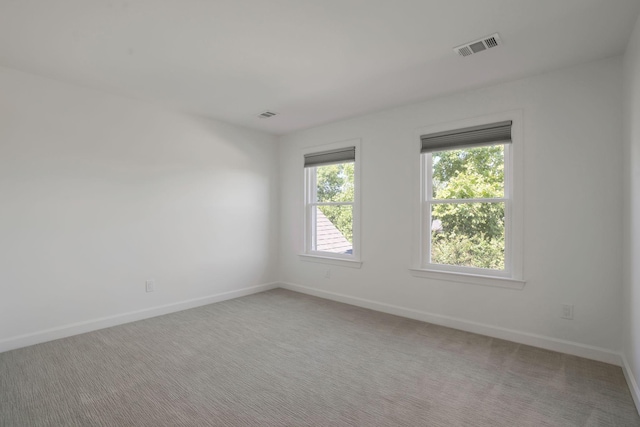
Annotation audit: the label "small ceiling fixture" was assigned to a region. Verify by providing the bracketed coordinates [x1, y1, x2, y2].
[258, 111, 277, 119]
[453, 33, 502, 57]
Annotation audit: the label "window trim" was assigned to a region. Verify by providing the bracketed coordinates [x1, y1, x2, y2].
[413, 111, 524, 285]
[422, 144, 512, 278]
[408, 268, 525, 289]
[301, 139, 361, 263]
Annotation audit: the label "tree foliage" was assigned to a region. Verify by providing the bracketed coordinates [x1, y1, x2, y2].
[431, 233, 504, 270]
[431, 146, 505, 269]
[316, 163, 354, 243]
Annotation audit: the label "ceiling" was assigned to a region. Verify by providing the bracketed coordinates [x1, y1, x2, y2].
[0, 0, 639, 135]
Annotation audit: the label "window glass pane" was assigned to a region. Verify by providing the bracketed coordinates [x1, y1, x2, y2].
[314, 205, 353, 254]
[315, 162, 354, 203]
[430, 202, 505, 269]
[432, 145, 504, 199]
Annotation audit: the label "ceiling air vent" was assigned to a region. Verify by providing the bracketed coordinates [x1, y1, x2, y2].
[454, 33, 502, 57]
[258, 111, 277, 119]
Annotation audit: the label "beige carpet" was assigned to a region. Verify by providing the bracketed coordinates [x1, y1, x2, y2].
[1, 288, 638, 426]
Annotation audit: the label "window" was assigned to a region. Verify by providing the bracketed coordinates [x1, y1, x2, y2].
[304, 144, 359, 261]
[420, 121, 515, 278]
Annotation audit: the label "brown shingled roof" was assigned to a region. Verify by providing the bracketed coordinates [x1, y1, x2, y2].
[316, 207, 352, 254]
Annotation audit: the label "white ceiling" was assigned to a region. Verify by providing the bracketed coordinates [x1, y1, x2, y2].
[1, 0, 639, 135]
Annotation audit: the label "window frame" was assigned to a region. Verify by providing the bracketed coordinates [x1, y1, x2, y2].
[413, 112, 524, 287]
[422, 143, 512, 277]
[302, 139, 361, 264]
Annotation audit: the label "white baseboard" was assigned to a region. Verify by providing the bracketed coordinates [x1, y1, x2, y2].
[279, 282, 622, 366]
[3, 279, 635, 414]
[622, 353, 640, 416]
[0, 282, 279, 353]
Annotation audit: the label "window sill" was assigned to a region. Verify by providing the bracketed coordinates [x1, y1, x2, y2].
[299, 254, 362, 269]
[409, 268, 525, 290]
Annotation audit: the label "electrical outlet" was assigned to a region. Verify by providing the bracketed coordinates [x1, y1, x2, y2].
[325, 269, 331, 279]
[145, 280, 155, 293]
[561, 304, 574, 320]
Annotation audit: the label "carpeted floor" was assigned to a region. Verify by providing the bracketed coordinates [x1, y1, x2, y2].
[1, 289, 639, 426]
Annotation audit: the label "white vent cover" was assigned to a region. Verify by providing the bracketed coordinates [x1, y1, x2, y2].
[258, 111, 277, 119]
[454, 33, 502, 57]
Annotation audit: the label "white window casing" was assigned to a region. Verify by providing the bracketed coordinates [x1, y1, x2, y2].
[300, 139, 362, 267]
[412, 112, 524, 288]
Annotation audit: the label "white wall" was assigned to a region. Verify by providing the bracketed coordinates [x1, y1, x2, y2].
[623, 14, 640, 408]
[279, 57, 624, 361]
[0, 66, 279, 348]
